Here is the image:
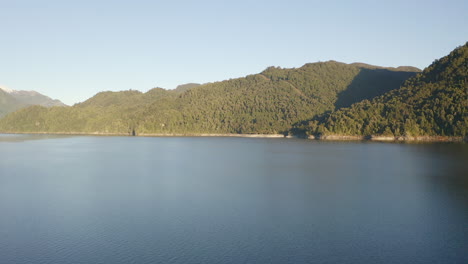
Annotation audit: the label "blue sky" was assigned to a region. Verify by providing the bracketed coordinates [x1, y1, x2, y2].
[1, 0, 467, 105]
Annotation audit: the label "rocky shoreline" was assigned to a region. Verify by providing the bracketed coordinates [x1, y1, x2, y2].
[1, 131, 466, 142]
[0, 131, 285, 138]
[313, 134, 466, 142]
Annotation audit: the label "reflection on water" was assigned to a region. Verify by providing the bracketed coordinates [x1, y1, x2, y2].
[0, 136, 467, 264]
[406, 143, 468, 205]
[0, 133, 71, 142]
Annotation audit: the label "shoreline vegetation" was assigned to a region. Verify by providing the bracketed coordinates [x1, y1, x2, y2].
[1, 132, 466, 142]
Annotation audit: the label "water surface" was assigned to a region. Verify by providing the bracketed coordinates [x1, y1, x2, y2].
[0, 135, 467, 264]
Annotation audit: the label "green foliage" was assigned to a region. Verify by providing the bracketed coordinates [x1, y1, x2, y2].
[0, 61, 418, 134]
[296, 43, 468, 137]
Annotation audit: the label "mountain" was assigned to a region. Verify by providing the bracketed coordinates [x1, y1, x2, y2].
[174, 83, 201, 92]
[0, 87, 66, 117]
[349, 62, 421, 72]
[0, 62, 418, 134]
[293, 42, 468, 138]
[0, 89, 20, 117]
[9, 90, 66, 107]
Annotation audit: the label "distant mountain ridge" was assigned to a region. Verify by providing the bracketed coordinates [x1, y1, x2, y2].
[0, 87, 66, 117]
[0, 89, 19, 117]
[174, 83, 201, 92]
[349, 62, 421, 72]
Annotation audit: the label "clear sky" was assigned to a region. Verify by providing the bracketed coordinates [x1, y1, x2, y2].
[1, 0, 467, 105]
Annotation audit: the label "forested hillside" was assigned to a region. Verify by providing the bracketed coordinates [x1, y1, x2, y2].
[0, 62, 418, 134]
[293, 43, 468, 138]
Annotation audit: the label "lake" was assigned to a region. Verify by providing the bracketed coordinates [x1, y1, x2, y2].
[0, 135, 467, 264]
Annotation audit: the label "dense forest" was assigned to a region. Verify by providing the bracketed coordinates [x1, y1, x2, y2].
[292, 42, 468, 138]
[0, 61, 418, 135]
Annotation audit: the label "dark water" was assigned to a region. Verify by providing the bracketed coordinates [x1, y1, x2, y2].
[0, 135, 467, 264]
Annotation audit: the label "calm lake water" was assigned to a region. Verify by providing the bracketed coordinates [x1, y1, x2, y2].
[0, 135, 467, 264]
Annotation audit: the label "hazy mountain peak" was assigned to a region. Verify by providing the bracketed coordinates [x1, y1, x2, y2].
[0, 86, 14, 93]
[10, 90, 40, 96]
[0, 86, 67, 117]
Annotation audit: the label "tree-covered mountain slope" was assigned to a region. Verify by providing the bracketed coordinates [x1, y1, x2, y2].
[293, 43, 467, 138]
[0, 61, 419, 134]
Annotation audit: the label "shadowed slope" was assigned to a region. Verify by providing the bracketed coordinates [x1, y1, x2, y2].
[295, 43, 467, 138]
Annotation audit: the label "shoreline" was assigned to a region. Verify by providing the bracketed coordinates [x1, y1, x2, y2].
[0, 131, 286, 138]
[1, 131, 466, 142]
[313, 134, 467, 142]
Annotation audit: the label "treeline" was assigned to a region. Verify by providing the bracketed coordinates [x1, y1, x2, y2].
[293, 43, 468, 138]
[0, 61, 418, 134]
